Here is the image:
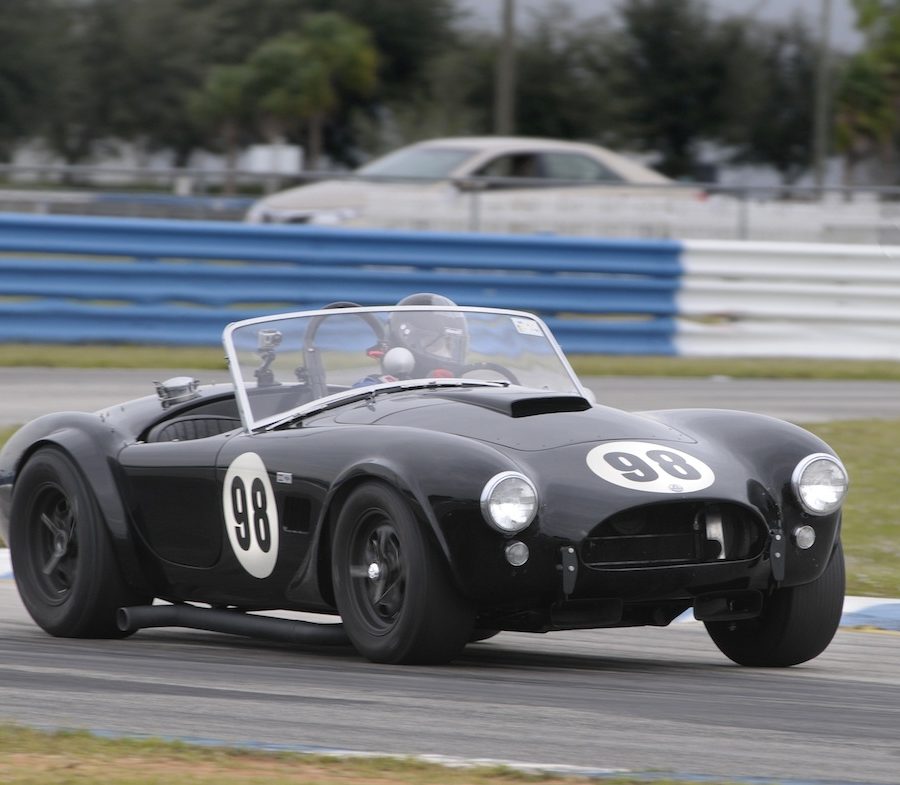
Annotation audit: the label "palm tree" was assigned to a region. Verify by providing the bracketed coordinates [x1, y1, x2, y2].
[835, 54, 896, 186]
[192, 64, 255, 193]
[247, 12, 378, 169]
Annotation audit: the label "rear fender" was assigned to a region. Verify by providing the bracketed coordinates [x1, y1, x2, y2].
[5, 414, 152, 594]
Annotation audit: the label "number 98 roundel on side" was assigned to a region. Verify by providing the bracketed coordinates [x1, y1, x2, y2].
[222, 452, 279, 578]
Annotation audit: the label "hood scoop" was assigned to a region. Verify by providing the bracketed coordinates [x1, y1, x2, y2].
[430, 388, 592, 418]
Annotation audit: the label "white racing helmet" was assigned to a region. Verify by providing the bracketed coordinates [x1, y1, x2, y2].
[387, 293, 468, 375]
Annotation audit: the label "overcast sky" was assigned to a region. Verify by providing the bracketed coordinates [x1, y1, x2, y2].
[459, 0, 863, 52]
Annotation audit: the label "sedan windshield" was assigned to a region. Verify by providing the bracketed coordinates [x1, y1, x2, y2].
[358, 147, 476, 178]
[224, 306, 584, 431]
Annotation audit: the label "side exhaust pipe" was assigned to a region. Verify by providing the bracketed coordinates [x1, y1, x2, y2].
[117, 604, 349, 646]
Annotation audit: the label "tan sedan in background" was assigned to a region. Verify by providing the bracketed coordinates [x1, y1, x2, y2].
[245, 136, 696, 233]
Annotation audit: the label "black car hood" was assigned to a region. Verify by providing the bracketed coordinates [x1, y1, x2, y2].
[331, 387, 694, 450]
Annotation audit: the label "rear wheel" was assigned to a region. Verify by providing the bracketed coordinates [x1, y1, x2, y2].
[331, 482, 474, 664]
[9, 447, 148, 638]
[705, 540, 845, 667]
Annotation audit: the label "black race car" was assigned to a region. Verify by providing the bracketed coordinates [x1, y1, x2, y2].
[0, 296, 849, 666]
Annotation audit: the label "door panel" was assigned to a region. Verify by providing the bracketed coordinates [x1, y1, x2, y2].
[119, 438, 226, 567]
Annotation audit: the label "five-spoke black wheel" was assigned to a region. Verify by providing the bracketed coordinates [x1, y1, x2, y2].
[9, 447, 148, 638]
[332, 482, 474, 664]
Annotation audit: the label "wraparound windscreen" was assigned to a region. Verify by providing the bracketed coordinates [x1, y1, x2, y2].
[224, 306, 585, 430]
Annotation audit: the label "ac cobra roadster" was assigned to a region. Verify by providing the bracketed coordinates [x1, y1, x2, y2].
[0, 298, 849, 666]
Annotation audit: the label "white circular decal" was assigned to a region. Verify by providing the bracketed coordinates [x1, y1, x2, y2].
[586, 441, 715, 494]
[222, 452, 279, 578]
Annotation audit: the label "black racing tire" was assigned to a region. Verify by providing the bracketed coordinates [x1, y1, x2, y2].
[9, 447, 149, 638]
[331, 482, 474, 664]
[705, 540, 845, 667]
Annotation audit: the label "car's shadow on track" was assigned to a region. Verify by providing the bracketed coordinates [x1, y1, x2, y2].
[458, 643, 717, 673]
[116, 625, 737, 676]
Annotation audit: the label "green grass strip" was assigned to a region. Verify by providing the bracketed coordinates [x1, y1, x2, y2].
[2, 344, 900, 379]
[0, 724, 743, 785]
[803, 419, 900, 597]
[0, 344, 228, 370]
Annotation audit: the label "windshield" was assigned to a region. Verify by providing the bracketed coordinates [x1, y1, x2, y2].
[358, 147, 476, 178]
[223, 306, 585, 431]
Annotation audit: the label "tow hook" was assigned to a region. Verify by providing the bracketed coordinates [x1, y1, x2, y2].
[560, 545, 578, 595]
[770, 528, 786, 581]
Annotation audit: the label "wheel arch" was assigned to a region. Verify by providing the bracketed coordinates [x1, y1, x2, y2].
[315, 462, 451, 607]
[8, 416, 152, 595]
[642, 407, 846, 587]
[705, 537, 845, 667]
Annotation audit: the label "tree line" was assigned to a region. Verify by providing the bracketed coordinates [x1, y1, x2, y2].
[0, 0, 897, 186]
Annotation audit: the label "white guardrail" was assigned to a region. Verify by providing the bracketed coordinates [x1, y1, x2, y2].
[298, 187, 900, 245]
[676, 240, 900, 360]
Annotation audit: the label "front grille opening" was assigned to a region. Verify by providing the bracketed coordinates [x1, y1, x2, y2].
[582, 502, 766, 567]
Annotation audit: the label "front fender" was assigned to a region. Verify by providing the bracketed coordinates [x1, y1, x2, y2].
[307, 428, 524, 604]
[642, 408, 844, 587]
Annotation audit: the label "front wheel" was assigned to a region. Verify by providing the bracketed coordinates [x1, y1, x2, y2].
[331, 482, 474, 664]
[705, 540, 845, 667]
[9, 447, 148, 638]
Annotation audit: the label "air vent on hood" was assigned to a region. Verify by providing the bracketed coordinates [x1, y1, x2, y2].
[510, 396, 592, 417]
[431, 388, 592, 417]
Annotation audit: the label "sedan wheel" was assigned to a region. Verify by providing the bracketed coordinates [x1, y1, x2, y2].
[332, 482, 474, 664]
[9, 447, 147, 637]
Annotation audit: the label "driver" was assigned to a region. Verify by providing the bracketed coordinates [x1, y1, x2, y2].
[384, 293, 467, 379]
[351, 293, 467, 386]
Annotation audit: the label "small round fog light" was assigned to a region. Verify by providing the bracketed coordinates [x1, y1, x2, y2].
[793, 525, 816, 550]
[505, 541, 529, 567]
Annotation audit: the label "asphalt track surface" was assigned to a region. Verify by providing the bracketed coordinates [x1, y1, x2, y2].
[2, 369, 900, 784]
[1, 582, 899, 784]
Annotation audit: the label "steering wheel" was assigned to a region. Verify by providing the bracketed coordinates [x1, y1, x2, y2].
[300, 303, 386, 399]
[455, 362, 520, 385]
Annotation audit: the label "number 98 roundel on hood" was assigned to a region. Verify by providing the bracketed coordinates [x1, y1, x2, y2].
[586, 440, 715, 494]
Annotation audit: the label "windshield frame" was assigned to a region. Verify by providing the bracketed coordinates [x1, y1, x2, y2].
[223, 305, 587, 433]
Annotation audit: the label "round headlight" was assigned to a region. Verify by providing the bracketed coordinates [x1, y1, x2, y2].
[480, 472, 538, 533]
[791, 454, 848, 516]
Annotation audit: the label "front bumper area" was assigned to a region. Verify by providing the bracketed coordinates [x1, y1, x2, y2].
[462, 500, 841, 634]
[477, 550, 774, 632]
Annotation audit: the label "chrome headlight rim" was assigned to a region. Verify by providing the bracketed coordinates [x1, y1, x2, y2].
[791, 453, 848, 516]
[480, 471, 538, 534]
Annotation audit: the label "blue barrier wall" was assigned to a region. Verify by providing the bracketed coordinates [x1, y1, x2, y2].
[0, 213, 682, 354]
